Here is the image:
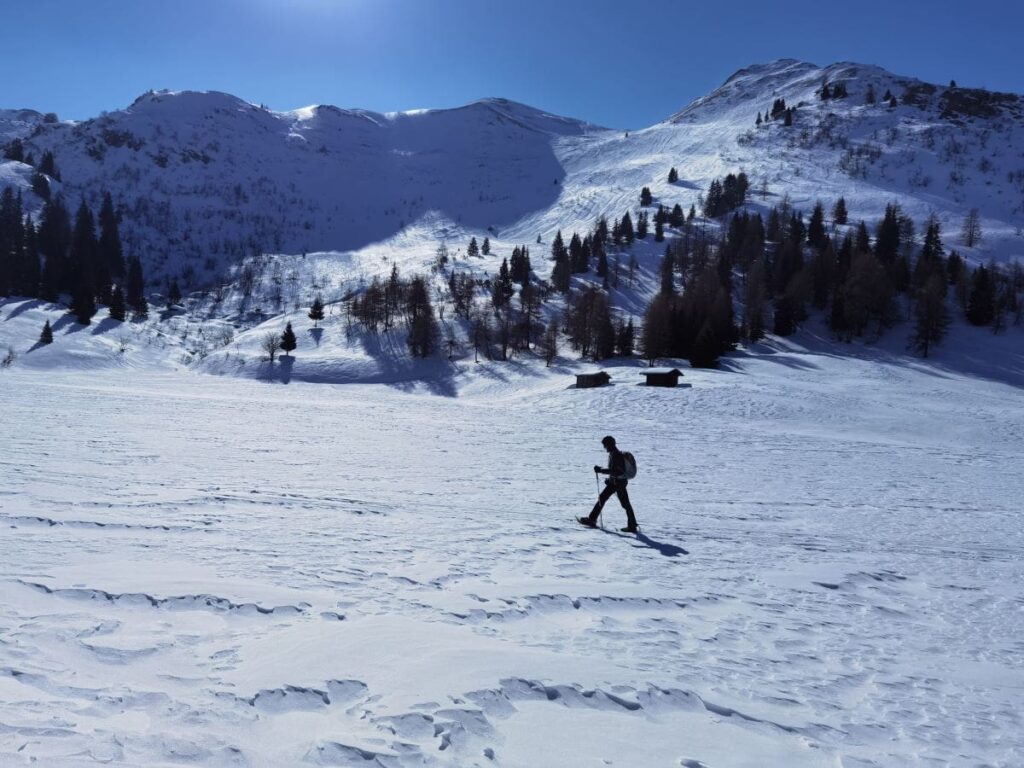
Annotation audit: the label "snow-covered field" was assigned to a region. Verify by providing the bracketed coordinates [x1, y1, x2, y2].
[3, 344, 1022, 767]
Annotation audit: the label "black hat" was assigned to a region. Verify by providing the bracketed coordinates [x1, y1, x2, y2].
[601, 435, 616, 447]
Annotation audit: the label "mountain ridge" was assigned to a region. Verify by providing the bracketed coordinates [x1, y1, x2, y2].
[2, 59, 1022, 287]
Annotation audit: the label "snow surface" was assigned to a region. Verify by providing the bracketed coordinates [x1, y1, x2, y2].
[2, 313, 1023, 765]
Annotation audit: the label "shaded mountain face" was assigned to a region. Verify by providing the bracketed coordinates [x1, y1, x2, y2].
[2, 91, 596, 282]
[2, 61, 1022, 286]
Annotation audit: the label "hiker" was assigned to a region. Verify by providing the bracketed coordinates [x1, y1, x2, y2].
[578, 435, 638, 533]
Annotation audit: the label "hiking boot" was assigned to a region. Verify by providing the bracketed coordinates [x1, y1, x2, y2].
[620, 525, 638, 533]
[577, 517, 598, 528]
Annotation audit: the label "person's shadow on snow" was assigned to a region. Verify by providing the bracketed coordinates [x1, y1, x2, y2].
[603, 529, 687, 557]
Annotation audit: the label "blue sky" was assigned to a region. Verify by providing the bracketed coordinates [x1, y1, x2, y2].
[3, 0, 1022, 128]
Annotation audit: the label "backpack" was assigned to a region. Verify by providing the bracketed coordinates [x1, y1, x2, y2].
[621, 451, 638, 480]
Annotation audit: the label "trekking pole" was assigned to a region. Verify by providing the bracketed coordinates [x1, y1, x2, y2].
[594, 470, 604, 530]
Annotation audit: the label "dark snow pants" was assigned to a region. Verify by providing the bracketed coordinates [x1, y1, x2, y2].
[588, 478, 637, 528]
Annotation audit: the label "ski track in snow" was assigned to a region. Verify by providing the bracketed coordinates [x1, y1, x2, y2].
[1, 362, 1023, 767]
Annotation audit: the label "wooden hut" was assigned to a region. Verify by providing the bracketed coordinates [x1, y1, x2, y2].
[576, 371, 611, 389]
[640, 368, 683, 387]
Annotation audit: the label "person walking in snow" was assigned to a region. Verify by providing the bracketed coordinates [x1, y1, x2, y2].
[578, 435, 638, 533]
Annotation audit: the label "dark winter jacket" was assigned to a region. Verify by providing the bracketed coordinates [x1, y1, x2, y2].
[597, 448, 628, 480]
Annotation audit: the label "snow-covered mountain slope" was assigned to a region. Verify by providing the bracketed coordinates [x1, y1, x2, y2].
[0, 108, 51, 142]
[3, 59, 1021, 289]
[2, 91, 595, 283]
[510, 59, 1024, 259]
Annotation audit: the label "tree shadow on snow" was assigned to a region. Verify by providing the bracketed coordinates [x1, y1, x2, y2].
[90, 316, 122, 335]
[308, 327, 324, 347]
[51, 314, 86, 334]
[1, 298, 46, 321]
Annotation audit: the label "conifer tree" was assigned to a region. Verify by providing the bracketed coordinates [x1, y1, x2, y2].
[97, 192, 124, 279]
[39, 320, 53, 345]
[126, 256, 147, 319]
[620, 211, 634, 243]
[966, 265, 995, 326]
[832, 197, 848, 226]
[38, 151, 60, 180]
[636, 211, 648, 239]
[68, 200, 98, 325]
[31, 172, 50, 201]
[481, 236, 490, 255]
[667, 167, 678, 183]
[807, 202, 827, 249]
[467, 236, 479, 258]
[659, 246, 674, 295]
[689, 320, 720, 368]
[308, 295, 325, 328]
[910, 274, 950, 357]
[108, 284, 126, 321]
[540, 319, 559, 366]
[167, 279, 182, 308]
[961, 208, 982, 248]
[615, 319, 635, 357]
[280, 322, 297, 356]
[640, 187, 653, 207]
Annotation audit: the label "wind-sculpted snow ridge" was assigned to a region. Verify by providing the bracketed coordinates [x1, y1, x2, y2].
[17, 580, 308, 616]
[1, 365, 1022, 765]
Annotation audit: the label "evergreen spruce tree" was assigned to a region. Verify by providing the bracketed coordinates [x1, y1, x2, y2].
[689, 320, 720, 368]
[659, 246, 674, 295]
[654, 218, 664, 242]
[108, 284, 126, 321]
[39, 320, 53, 345]
[467, 236, 479, 258]
[640, 186, 653, 207]
[167, 279, 182, 309]
[636, 211, 648, 239]
[832, 197, 848, 226]
[38, 151, 60, 180]
[961, 208, 982, 248]
[540, 319, 559, 366]
[667, 167, 678, 183]
[481, 236, 490, 255]
[615, 319, 635, 357]
[914, 216, 946, 290]
[807, 202, 827, 249]
[772, 294, 798, 336]
[97, 192, 124, 279]
[620, 211, 634, 243]
[280, 322, 297, 356]
[68, 200, 98, 325]
[126, 256, 148, 319]
[966, 265, 995, 326]
[910, 274, 950, 357]
[308, 295, 325, 327]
